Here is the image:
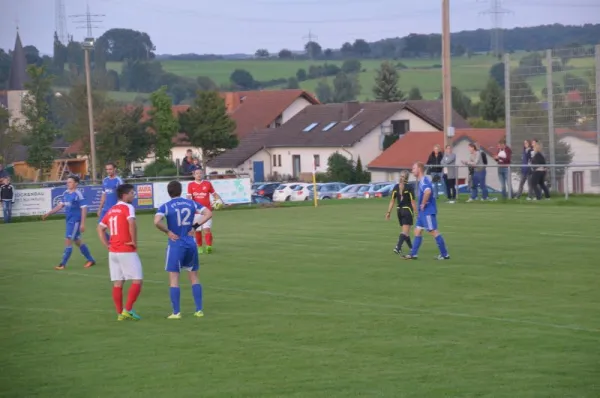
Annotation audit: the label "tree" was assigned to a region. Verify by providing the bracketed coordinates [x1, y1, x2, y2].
[304, 41, 322, 59]
[196, 76, 218, 91]
[230, 69, 255, 90]
[23, 45, 43, 66]
[340, 42, 354, 57]
[179, 91, 237, 170]
[326, 152, 354, 183]
[52, 32, 68, 75]
[286, 77, 300, 89]
[354, 157, 370, 183]
[296, 68, 307, 81]
[479, 78, 505, 122]
[0, 107, 19, 165]
[315, 79, 333, 103]
[408, 87, 423, 100]
[255, 49, 269, 58]
[19, 66, 58, 176]
[278, 49, 293, 59]
[96, 28, 155, 61]
[149, 86, 179, 161]
[373, 61, 405, 102]
[333, 72, 361, 103]
[323, 48, 333, 58]
[439, 87, 474, 119]
[352, 39, 371, 57]
[341, 59, 361, 74]
[489, 62, 505, 88]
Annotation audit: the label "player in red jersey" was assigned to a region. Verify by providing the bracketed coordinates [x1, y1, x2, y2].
[187, 169, 223, 254]
[97, 184, 143, 321]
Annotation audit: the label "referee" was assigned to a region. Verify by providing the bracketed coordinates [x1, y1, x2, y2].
[386, 171, 417, 254]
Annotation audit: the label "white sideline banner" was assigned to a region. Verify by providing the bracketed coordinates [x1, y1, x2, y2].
[152, 178, 252, 208]
[1, 188, 52, 218]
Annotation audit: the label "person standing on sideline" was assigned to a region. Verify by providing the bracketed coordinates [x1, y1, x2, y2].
[463, 143, 489, 202]
[181, 149, 195, 176]
[42, 176, 96, 270]
[440, 145, 457, 203]
[426, 145, 444, 199]
[514, 140, 533, 199]
[386, 170, 416, 255]
[531, 141, 551, 200]
[97, 184, 143, 321]
[187, 169, 223, 254]
[402, 162, 450, 261]
[1, 177, 15, 223]
[98, 163, 123, 240]
[494, 139, 512, 199]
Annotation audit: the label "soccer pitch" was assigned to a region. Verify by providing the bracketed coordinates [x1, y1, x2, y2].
[1, 200, 598, 397]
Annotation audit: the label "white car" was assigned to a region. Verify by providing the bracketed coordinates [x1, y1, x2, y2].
[273, 183, 305, 202]
[291, 183, 315, 201]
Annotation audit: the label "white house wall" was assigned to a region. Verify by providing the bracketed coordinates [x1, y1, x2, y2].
[559, 136, 600, 194]
[282, 97, 312, 123]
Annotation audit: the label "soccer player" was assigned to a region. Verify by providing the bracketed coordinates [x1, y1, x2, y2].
[155, 180, 213, 319]
[42, 176, 96, 270]
[97, 184, 143, 321]
[98, 163, 123, 240]
[402, 162, 450, 260]
[386, 170, 416, 254]
[187, 169, 222, 254]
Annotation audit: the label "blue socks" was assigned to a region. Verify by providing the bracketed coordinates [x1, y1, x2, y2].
[79, 244, 95, 263]
[61, 246, 73, 265]
[192, 284, 203, 312]
[435, 235, 449, 257]
[170, 287, 181, 314]
[410, 236, 423, 257]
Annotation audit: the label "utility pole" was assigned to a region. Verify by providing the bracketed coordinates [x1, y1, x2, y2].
[70, 5, 104, 183]
[441, 0, 452, 147]
[479, 0, 512, 58]
[302, 30, 318, 59]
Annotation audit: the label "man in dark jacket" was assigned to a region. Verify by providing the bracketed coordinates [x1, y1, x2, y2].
[181, 149, 195, 176]
[1, 177, 15, 223]
[426, 145, 444, 199]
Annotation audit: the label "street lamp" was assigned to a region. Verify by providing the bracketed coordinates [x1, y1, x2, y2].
[82, 36, 97, 184]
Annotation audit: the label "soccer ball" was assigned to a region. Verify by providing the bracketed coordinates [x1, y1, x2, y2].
[213, 202, 223, 210]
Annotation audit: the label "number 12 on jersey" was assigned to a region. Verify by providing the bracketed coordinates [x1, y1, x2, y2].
[176, 208, 192, 226]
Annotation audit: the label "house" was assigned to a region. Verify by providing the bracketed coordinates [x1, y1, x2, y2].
[556, 129, 600, 194]
[368, 129, 506, 189]
[208, 100, 470, 181]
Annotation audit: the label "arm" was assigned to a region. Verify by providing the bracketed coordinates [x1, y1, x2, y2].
[409, 187, 417, 214]
[80, 206, 88, 232]
[11, 185, 16, 203]
[97, 192, 106, 216]
[193, 207, 213, 229]
[42, 202, 64, 220]
[127, 218, 137, 248]
[420, 188, 432, 211]
[153, 214, 179, 241]
[97, 223, 109, 249]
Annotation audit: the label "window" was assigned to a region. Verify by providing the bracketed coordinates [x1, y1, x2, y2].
[277, 154, 282, 167]
[391, 119, 410, 136]
[273, 154, 277, 166]
[344, 121, 361, 131]
[322, 122, 337, 131]
[303, 122, 318, 132]
[313, 154, 321, 167]
[591, 170, 600, 187]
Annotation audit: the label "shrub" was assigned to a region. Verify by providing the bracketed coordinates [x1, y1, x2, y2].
[157, 167, 178, 177]
[143, 159, 176, 176]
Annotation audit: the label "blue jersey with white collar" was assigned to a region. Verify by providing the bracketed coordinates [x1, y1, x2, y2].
[418, 176, 437, 216]
[156, 197, 204, 247]
[102, 176, 123, 211]
[62, 189, 87, 223]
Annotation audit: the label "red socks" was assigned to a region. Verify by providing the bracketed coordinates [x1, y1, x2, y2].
[205, 232, 213, 246]
[125, 283, 142, 312]
[112, 286, 123, 314]
[195, 232, 203, 247]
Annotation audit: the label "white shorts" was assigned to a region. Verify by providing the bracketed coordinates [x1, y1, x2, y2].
[109, 252, 143, 281]
[194, 214, 212, 231]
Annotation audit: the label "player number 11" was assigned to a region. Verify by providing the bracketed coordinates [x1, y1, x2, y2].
[108, 216, 118, 235]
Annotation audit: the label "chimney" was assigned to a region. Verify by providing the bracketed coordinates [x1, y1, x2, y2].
[224, 92, 241, 112]
[342, 101, 361, 121]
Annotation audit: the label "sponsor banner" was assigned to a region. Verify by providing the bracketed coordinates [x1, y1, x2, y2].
[1, 188, 52, 217]
[50, 186, 104, 214]
[152, 178, 251, 208]
[133, 183, 154, 209]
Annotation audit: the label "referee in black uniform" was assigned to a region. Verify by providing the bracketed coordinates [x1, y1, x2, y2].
[386, 171, 417, 254]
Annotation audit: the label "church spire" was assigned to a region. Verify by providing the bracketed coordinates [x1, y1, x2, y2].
[8, 30, 29, 91]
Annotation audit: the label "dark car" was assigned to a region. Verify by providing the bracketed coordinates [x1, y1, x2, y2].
[252, 195, 272, 204]
[255, 183, 280, 199]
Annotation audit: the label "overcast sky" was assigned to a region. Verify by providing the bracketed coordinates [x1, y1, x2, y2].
[1, 0, 598, 55]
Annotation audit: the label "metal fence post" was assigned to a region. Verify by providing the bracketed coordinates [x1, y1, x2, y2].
[565, 165, 569, 200]
[545, 50, 556, 191]
[596, 45, 600, 169]
[504, 53, 513, 198]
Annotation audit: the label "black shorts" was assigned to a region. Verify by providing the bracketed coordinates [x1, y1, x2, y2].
[397, 208, 413, 226]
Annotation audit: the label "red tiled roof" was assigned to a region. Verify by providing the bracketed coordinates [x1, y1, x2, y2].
[368, 128, 506, 170]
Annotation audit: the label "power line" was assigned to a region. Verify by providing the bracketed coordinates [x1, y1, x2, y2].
[302, 30, 319, 59]
[479, 0, 512, 58]
[69, 4, 105, 40]
[55, 0, 69, 44]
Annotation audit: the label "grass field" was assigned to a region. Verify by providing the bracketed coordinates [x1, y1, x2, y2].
[1, 199, 598, 397]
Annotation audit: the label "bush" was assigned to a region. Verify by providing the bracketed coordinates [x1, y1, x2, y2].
[157, 167, 178, 177]
[143, 160, 176, 176]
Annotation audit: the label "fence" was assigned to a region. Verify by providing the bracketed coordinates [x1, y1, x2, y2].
[504, 45, 600, 193]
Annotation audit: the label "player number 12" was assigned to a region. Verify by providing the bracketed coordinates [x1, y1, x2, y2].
[175, 208, 192, 226]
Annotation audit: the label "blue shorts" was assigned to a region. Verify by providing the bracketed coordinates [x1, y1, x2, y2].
[65, 221, 82, 241]
[165, 242, 199, 272]
[415, 213, 438, 232]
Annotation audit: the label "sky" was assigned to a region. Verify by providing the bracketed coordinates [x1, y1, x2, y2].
[1, 0, 599, 55]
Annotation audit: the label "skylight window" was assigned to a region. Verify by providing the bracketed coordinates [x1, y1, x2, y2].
[344, 121, 361, 131]
[322, 122, 337, 131]
[303, 122, 319, 132]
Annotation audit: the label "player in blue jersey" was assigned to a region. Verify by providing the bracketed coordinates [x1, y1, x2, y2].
[98, 163, 123, 240]
[154, 180, 213, 319]
[43, 176, 96, 270]
[402, 162, 450, 260]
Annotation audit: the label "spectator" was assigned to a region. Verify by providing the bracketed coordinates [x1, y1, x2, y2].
[531, 141, 550, 200]
[440, 145, 457, 203]
[0, 164, 9, 179]
[463, 143, 489, 202]
[494, 138, 512, 199]
[514, 140, 533, 200]
[426, 145, 444, 199]
[181, 149, 196, 176]
[190, 158, 202, 173]
[1, 177, 15, 224]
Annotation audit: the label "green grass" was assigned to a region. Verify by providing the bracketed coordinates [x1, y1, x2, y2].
[1, 199, 599, 397]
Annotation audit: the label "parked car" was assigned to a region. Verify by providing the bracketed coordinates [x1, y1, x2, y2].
[336, 184, 370, 199]
[372, 181, 416, 198]
[291, 184, 316, 201]
[252, 195, 272, 204]
[362, 182, 395, 198]
[251, 182, 267, 195]
[273, 183, 305, 202]
[308, 182, 347, 200]
[255, 183, 280, 199]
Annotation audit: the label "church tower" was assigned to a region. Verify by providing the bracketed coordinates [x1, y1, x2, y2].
[5, 30, 30, 126]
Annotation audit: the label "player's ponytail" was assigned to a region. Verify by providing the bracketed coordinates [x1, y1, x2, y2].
[399, 170, 409, 192]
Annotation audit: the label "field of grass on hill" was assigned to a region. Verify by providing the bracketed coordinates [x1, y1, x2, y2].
[103, 52, 596, 103]
[1, 199, 599, 397]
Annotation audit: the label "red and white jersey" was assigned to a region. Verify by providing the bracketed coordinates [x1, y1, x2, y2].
[100, 201, 137, 253]
[187, 180, 215, 210]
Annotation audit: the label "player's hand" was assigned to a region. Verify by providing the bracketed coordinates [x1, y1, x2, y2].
[420, 204, 425, 211]
[385, 212, 390, 220]
[125, 241, 137, 249]
[167, 231, 179, 241]
[42, 214, 48, 221]
[80, 224, 86, 233]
